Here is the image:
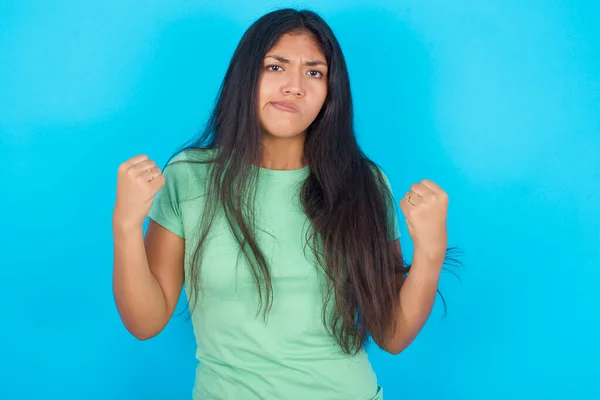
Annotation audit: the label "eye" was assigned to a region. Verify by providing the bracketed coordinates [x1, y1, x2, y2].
[266, 65, 283, 72]
[307, 70, 324, 79]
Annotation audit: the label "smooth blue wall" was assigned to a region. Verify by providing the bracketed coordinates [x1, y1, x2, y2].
[1, 1, 599, 399]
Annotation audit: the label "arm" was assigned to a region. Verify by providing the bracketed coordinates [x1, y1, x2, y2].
[382, 240, 444, 354]
[112, 220, 184, 340]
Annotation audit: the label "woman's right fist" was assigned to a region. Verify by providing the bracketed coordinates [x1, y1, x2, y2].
[113, 154, 165, 231]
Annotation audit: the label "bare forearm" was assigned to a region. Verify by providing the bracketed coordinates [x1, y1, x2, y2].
[112, 225, 168, 339]
[388, 249, 444, 353]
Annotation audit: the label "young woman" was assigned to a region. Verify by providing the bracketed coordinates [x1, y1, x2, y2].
[113, 8, 452, 400]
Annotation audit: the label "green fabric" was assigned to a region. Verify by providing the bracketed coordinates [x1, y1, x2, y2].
[148, 148, 400, 400]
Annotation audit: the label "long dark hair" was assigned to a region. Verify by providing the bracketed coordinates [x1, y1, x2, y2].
[165, 8, 461, 355]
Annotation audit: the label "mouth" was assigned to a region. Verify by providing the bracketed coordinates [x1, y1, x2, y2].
[271, 101, 299, 113]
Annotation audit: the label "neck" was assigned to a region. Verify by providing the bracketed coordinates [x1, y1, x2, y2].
[261, 132, 306, 170]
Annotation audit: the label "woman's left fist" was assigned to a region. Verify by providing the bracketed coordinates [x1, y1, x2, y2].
[399, 179, 448, 263]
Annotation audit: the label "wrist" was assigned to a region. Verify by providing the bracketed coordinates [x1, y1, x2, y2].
[413, 246, 445, 269]
[112, 216, 144, 236]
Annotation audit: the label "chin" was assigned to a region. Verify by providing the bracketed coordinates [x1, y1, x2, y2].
[262, 125, 306, 139]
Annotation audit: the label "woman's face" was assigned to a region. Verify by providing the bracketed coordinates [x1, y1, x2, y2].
[258, 33, 329, 139]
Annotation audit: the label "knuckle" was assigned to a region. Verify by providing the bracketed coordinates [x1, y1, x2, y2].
[135, 175, 147, 184]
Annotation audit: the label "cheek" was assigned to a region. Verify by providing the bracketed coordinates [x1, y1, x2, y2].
[258, 76, 279, 105]
[308, 84, 328, 114]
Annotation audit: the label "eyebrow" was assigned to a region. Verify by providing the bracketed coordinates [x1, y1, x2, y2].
[265, 55, 328, 68]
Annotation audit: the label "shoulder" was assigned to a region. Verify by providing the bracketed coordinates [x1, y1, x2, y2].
[166, 147, 217, 165]
[154, 148, 217, 201]
[367, 162, 393, 191]
[162, 147, 216, 177]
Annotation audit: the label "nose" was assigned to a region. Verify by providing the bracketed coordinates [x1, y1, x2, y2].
[282, 75, 305, 97]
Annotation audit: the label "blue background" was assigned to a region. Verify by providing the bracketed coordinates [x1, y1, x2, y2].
[1, 1, 599, 399]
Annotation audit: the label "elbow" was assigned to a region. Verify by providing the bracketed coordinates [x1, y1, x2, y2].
[132, 331, 157, 341]
[375, 337, 405, 355]
[382, 342, 407, 356]
[380, 333, 417, 355]
[127, 325, 161, 341]
[120, 315, 164, 341]
[115, 304, 167, 341]
[386, 347, 404, 356]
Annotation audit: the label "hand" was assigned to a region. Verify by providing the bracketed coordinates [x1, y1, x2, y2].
[113, 154, 165, 232]
[399, 179, 448, 263]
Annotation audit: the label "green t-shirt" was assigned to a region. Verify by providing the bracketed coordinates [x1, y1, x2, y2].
[148, 148, 400, 400]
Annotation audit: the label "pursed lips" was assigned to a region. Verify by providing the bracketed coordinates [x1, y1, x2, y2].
[271, 101, 299, 113]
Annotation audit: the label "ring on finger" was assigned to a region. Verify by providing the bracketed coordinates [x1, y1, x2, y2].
[145, 168, 155, 181]
[406, 191, 417, 204]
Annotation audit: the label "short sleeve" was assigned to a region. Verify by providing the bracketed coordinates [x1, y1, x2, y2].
[147, 152, 189, 238]
[377, 167, 401, 241]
